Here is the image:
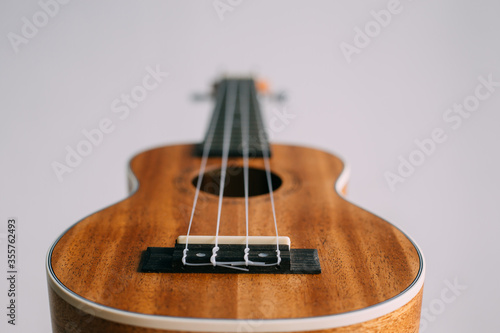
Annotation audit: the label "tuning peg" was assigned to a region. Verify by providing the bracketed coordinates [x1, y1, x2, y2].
[190, 78, 287, 103]
[268, 91, 287, 103]
[191, 92, 213, 102]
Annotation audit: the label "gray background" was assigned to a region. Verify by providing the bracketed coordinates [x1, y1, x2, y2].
[1, 0, 499, 332]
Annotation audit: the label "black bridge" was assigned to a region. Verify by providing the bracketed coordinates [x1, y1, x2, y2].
[139, 241, 321, 274]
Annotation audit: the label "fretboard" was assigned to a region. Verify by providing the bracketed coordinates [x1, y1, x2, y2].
[196, 78, 270, 157]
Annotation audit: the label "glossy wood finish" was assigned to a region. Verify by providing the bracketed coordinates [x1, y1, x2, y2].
[48, 287, 423, 333]
[48, 144, 422, 329]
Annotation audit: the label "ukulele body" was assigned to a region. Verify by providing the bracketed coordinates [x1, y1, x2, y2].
[47, 143, 424, 333]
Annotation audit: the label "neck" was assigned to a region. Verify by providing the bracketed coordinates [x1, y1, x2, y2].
[196, 78, 270, 157]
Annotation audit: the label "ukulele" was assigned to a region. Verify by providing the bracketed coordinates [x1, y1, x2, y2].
[46, 78, 425, 333]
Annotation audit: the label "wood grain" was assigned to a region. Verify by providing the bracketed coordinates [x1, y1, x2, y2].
[48, 286, 423, 333]
[48, 144, 422, 329]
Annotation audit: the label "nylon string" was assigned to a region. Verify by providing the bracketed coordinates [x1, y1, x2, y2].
[250, 82, 282, 266]
[182, 80, 227, 265]
[210, 79, 238, 267]
[240, 80, 251, 266]
[183, 79, 281, 270]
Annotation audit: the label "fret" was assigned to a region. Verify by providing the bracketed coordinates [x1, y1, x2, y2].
[196, 78, 270, 157]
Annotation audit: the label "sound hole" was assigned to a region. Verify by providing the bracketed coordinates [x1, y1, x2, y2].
[192, 166, 282, 197]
